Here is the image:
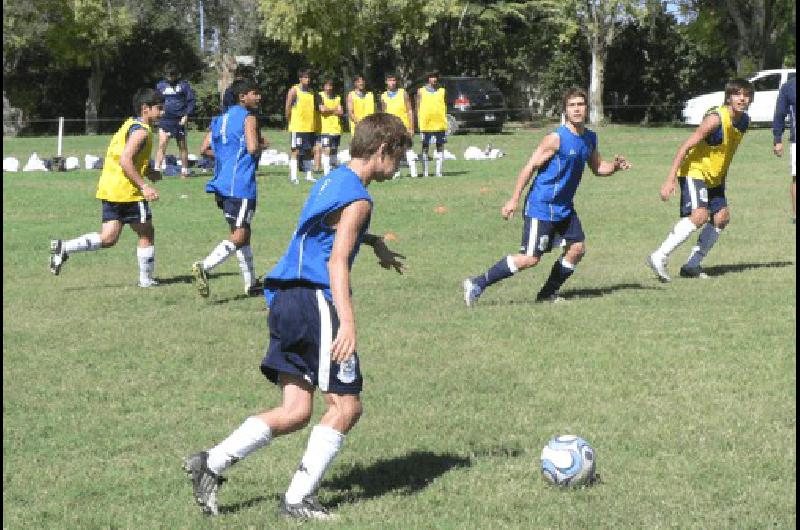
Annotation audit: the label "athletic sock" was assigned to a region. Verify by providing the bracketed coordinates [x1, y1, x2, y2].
[685, 223, 722, 268]
[435, 151, 443, 176]
[137, 245, 155, 283]
[422, 152, 429, 176]
[64, 233, 102, 254]
[202, 240, 236, 271]
[206, 417, 272, 475]
[406, 149, 417, 177]
[289, 159, 298, 181]
[236, 245, 255, 288]
[475, 255, 518, 290]
[656, 217, 697, 258]
[284, 425, 344, 504]
[322, 154, 331, 175]
[537, 257, 575, 299]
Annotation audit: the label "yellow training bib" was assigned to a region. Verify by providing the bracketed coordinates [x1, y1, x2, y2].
[381, 88, 411, 130]
[348, 90, 375, 133]
[680, 105, 748, 187]
[288, 85, 317, 133]
[96, 118, 153, 202]
[417, 86, 447, 132]
[319, 92, 342, 135]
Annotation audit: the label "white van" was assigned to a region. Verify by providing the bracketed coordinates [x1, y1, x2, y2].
[681, 68, 796, 125]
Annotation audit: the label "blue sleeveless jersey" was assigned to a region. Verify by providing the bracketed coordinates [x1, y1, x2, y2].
[525, 125, 597, 221]
[265, 166, 372, 304]
[205, 105, 258, 199]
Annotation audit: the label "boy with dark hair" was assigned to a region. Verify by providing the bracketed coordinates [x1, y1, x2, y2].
[416, 71, 447, 176]
[222, 64, 255, 112]
[286, 69, 321, 184]
[381, 72, 417, 177]
[346, 75, 376, 135]
[155, 63, 196, 178]
[317, 77, 344, 176]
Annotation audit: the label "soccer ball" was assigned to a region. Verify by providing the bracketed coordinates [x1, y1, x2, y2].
[540, 435, 596, 487]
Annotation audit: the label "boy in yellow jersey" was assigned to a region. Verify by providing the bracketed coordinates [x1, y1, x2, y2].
[416, 71, 447, 177]
[286, 69, 321, 184]
[317, 78, 344, 176]
[647, 79, 755, 282]
[380, 72, 417, 177]
[346, 75, 375, 136]
[49, 88, 164, 287]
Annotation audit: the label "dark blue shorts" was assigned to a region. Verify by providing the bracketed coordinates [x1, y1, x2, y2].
[261, 285, 363, 395]
[101, 200, 152, 224]
[319, 134, 341, 150]
[420, 131, 447, 146]
[679, 177, 727, 217]
[519, 213, 585, 257]
[290, 132, 317, 152]
[159, 118, 187, 140]
[215, 194, 256, 230]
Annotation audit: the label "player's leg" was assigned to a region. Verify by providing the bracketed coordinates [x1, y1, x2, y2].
[321, 137, 332, 176]
[312, 140, 322, 173]
[155, 128, 170, 172]
[289, 133, 300, 184]
[230, 225, 260, 295]
[421, 133, 431, 176]
[434, 135, 446, 176]
[176, 134, 190, 178]
[130, 210, 157, 287]
[682, 194, 729, 277]
[405, 136, 417, 177]
[304, 135, 317, 182]
[50, 200, 127, 275]
[791, 143, 796, 223]
[536, 216, 585, 302]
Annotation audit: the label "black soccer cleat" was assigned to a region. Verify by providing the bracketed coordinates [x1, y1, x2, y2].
[183, 451, 225, 515]
[679, 264, 708, 279]
[279, 494, 337, 521]
[49, 239, 68, 275]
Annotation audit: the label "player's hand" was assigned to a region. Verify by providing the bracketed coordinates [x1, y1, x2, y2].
[331, 322, 356, 363]
[179, 115, 188, 127]
[614, 155, 631, 171]
[141, 184, 159, 201]
[659, 181, 675, 202]
[501, 198, 517, 219]
[773, 143, 784, 157]
[372, 239, 406, 274]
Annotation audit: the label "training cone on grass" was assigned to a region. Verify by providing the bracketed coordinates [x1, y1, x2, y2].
[434, 205, 449, 214]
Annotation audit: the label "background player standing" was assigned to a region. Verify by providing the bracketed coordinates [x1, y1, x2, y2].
[154, 63, 196, 178]
[772, 76, 796, 224]
[49, 89, 164, 287]
[183, 113, 410, 520]
[286, 69, 320, 184]
[346, 75, 375, 137]
[381, 72, 417, 178]
[317, 78, 344, 176]
[416, 71, 447, 177]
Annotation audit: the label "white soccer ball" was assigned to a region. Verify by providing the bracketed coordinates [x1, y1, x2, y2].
[540, 435, 596, 487]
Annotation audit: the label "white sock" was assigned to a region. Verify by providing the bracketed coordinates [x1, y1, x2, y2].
[64, 233, 102, 254]
[284, 425, 345, 504]
[435, 151, 443, 176]
[322, 154, 331, 175]
[685, 224, 722, 268]
[560, 257, 575, 270]
[290, 159, 298, 181]
[206, 417, 272, 474]
[236, 245, 255, 288]
[406, 150, 417, 177]
[656, 217, 697, 258]
[137, 245, 155, 282]
[422, 153, 429, 176]
[202, 240, 236, 271]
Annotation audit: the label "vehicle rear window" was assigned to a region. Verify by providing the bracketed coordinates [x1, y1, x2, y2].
[455, 79, 499, 93]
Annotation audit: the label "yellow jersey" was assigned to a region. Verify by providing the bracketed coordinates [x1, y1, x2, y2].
[680, 105, 748, 187]
[381, 88, 411, 130]
[348, 90, 375, 133]
[319, 92, 343, 135]
[417, 86, 447, 132]
[288, 85, 318, 133]
[96, 118, 153, 202]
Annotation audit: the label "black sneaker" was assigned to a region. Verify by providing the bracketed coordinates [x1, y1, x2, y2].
[183, 451, 225, 515]
[279, 494, 337, 521]
[49, 239, 68, 275]
[679, 264, 708, 279]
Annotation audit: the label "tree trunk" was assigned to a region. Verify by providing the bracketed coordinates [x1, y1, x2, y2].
[85, 55, 103, 135]
[588, 40, 606, 125]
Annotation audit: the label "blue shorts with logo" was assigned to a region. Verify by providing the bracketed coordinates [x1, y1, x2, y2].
[101, 200, 152, 224]
[290, 132, 318, 152]
[420, 131, 447, 146]
[319, 134, 341, 150]
[519, 213, 585, 257]
[261, 283, 363, 395]
[215, 194, 256, 230]
[679, 177, 727, 217]
[159, 118, 187, 140]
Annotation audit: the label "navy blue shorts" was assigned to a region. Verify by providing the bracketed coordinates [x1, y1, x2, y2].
[679, 177, 727, 217]
[290, 132, 317, 152]
[101, 200, 152, 224]
[519, 213, 585, 257]
[261, 285, 363, 395]
[319, 134, 341, 150]
[420, 131, 447, 146]
[215, 194, 256, 230]
[159, 118, 187, 140]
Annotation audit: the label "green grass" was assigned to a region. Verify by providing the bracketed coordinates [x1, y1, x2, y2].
[3, 126, 796, 529]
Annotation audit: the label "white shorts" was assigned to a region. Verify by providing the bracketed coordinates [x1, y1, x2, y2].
[791, 142, 796, 177]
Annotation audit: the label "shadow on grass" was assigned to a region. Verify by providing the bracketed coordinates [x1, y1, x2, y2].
[218, 495, 271, 515]
[702, 260, 793, 277]
[480, 282, 660, 305]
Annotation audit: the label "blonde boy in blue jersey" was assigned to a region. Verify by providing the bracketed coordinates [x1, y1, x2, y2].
[416, 71, 447, 177]
[381, 72, 417, 177]
[286, 69, 321, 184]
[49, 88, 164, 287]
[647, 79, 754, 281]
[317, 78, 344, 176]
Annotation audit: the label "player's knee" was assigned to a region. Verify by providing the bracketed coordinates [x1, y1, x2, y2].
[337, 399, 363, 427]
[285, 405, 313, 429]
[569, 242, 586, 259]
[100, 234, 119, 248]
[689, 210, 709, 227]
[516, 255, 539, 269]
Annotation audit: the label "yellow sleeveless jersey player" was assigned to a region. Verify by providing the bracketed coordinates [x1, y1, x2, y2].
[288, 85, 317, 133]
[680, 105, 748, 187]
[96, 118, 153, 202]
[348, 90, 375, 133]
[319, 92, 343, 135]
[417, 87, 446, 132]
[381, 89, 411, 130]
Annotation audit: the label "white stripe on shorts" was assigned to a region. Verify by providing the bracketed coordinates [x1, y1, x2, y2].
[316, 290, 333, 392]
[525, 218, 538, 256]
[236, 198, 249, 227]
[138, 201, 146, 223]
[687, 178, 699, 210]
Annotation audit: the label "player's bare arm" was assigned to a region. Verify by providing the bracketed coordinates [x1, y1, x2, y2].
[404, 91, 414, 134]
[773, 141, 784, 157]
[588, 150, 632, 176]
[502, 133, 560, 219]
[284, 86, 296, 123]
[347, 93, 356, 124]
[362, 233, 405, 273]
[244, 115, 263, 157]
[661, 112, 721, 201]
[200, 130, 214, 158]
[326, 199, 372, 363]
[120, 129, 159, 201]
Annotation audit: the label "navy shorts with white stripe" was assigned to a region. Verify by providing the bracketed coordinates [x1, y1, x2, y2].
[519, 213, 585, 257]
[101, 200, 152, 224]
[215, 194, 257, 230]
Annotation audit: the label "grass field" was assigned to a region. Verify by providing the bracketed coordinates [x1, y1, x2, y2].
[3, 126, 796, 529]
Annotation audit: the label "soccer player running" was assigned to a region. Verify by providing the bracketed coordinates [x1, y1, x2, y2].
[346, 75, 375, 136]
[317, 78, 344, 176]
[154, 63, 196, 178]
[191, 79, 269, 298]
[286, 69, 321, 184]
[462, 87, 631, 306]
[49, 89, 164, 287]
[772, 76, 796, 224]
[647, 79, 754, 281]
[416, 71, 447, 177]
[184, 113, 410, 520]
[380, 72, 417, 177]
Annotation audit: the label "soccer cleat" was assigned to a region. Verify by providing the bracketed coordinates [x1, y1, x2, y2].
[462, 277, 483, 307]
[138, 278, 160, 288]
[646, 252, 671, 283]
[192, 261, 210, 297]
[290, 177, 299, 185]
[305, 175, 317, 183]
[49, 239, 68, 275]
[245, 278, 264, 296]
[279, 494, 337, 521]
[679, 264, 709, 279]
[183, 451, 225, 516]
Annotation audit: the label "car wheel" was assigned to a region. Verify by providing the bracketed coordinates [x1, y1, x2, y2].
[446, 114, 459, 135]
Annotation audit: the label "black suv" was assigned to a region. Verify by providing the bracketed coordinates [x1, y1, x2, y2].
[412, 76, 508, 134]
